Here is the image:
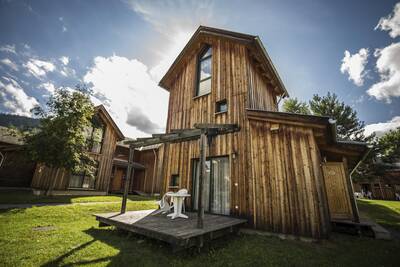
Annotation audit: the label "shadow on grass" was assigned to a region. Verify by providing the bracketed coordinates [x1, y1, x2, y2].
[40, 227, 173, 266]
[0, 189, 155, 205]
[357, 200, 400, 232]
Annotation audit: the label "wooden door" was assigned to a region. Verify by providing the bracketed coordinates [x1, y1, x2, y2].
[322, 162, 353, 220]
[110, 168, 125, 192]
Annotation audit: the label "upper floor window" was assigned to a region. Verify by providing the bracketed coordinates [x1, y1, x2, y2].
[84, 115, 105, 154]
[196, 46, 212, 96]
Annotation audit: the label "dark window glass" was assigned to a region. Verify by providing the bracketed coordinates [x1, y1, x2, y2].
[170, 174, 179, 187]
[196, 46, 212, 96]
[69, 161, 99, 189]
[216, 99, 228, 113]
[192, 157, 230, 215]
[86, 116, 105, 153]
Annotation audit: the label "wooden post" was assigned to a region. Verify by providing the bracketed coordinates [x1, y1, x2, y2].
[121, 146, 135, 214]
[197, 133, 207, 229]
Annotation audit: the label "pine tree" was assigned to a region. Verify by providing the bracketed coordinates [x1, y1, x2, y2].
[282, 98, 311, 114]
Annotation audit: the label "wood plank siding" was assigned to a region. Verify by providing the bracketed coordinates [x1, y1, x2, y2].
[31, 107, 123, 192]
[248, 120, 330, 238]
[160, 34, 329, 238]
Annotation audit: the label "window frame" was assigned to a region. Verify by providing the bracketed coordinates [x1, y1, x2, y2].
[169, 174, 180, 188]
[195, 45, 212, 97]
[215, 99, 228, 114]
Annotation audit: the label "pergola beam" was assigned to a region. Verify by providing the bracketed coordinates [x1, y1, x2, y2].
[120, 123, 240, 228]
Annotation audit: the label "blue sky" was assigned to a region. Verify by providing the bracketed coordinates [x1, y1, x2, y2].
[0, 0, 399, 138]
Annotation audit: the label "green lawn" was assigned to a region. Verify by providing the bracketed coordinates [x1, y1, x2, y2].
[0, 197, 399, 266]
[0, 190, 154, 204]
[357, 199, 400, 232]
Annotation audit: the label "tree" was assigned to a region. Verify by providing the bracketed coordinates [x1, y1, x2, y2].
[309, 92, 371, 141]
[282, 98, 311, 114]
[377, 127, 400, 163]
[24, 86, 95, 195]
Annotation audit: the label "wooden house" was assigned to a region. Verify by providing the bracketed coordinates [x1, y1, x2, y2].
[121, 26, 369, 240]
[0, 126, 36, 188]
[31, 105, 124, 195]
[109, 142, 163, 195]
[353, 168, 400, 200]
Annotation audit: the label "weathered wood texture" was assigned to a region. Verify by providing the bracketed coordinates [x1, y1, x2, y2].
[322, 162, 354, 220]
[94, 210, 246, 248]
[161, 34, 331, 238]
[248, 120, 330, 238]
[131, 147, 164, 194]
[31, 110, 120, 192]
[162, 36, 263, 219]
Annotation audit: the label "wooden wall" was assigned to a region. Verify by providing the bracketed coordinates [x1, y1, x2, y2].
[248, 120, 330, 238]
[162, 35, 255, 219]
[31, 110, 119, 192]
[161, 34, 330, 238]
[131, 147, 164, 194]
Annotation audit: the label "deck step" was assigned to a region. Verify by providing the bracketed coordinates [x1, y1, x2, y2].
[331, 219, 392, 240]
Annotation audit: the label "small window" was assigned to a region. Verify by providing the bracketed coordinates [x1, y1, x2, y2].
[196, 46, 212, 96]
[216, 99, 228, 113]
[170, 174, 179, 187]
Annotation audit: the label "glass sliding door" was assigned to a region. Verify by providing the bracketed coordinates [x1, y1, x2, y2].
[192, 156, 230, 215]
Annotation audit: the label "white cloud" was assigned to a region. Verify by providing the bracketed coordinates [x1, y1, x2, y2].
[59, 56, 69, 65]
[367, 42, 400, 102]
[0, 58, 18, 71]
[62, 26, 68, 32]
[23, 59, 56, 79]
[0, 77, 38, 117]
[364, 116, 400, 137]
[127, 0, 219, 82]
[375, 3, 400, 38]
[83, 55, 169, 137]
[38, 82, 56, 95]
[340, 48, 369, 86]
[0, 44, 16, 54]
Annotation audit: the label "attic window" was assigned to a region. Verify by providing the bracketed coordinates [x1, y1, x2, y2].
[216, 99, 228, 113]
[196, 46, 212, 96]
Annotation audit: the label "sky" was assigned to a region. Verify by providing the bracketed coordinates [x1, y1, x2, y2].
[0, 0, 400, 138]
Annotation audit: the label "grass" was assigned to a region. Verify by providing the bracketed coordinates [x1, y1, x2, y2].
[0, 197, 399, 266]
[357, 199, 400, 232]
[0, 190, 155, 204]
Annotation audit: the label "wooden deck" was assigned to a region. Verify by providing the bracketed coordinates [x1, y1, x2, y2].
[94, 210, 247, 249]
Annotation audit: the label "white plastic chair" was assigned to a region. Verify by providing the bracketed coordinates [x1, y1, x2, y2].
[154, 191, 173, 214]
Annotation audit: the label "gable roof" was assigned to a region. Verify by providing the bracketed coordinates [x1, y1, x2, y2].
[159, 26, 289, 97]
[95, 105, 124, 140]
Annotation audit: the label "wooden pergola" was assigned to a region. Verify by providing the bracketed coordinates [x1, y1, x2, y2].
[121, 123, 240, 229]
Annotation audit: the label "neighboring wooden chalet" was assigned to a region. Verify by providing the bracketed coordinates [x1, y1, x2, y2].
[125, 26, 369, 239]
[353, 168, 400, 200]
[0, 126, 36, 188]
[31, 105, 124, 195]
[109, 142, 163, 195]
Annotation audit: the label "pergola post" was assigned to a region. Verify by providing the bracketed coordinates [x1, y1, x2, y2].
[121, 146, 135, 214]
[197, 132, 207, 229]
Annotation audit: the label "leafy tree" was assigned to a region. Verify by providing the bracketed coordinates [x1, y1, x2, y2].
[24, 86, 95, 195]
[282, 98, 311, 114]
[377, 127, 400, 163]
[309, 92, 371, 141]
